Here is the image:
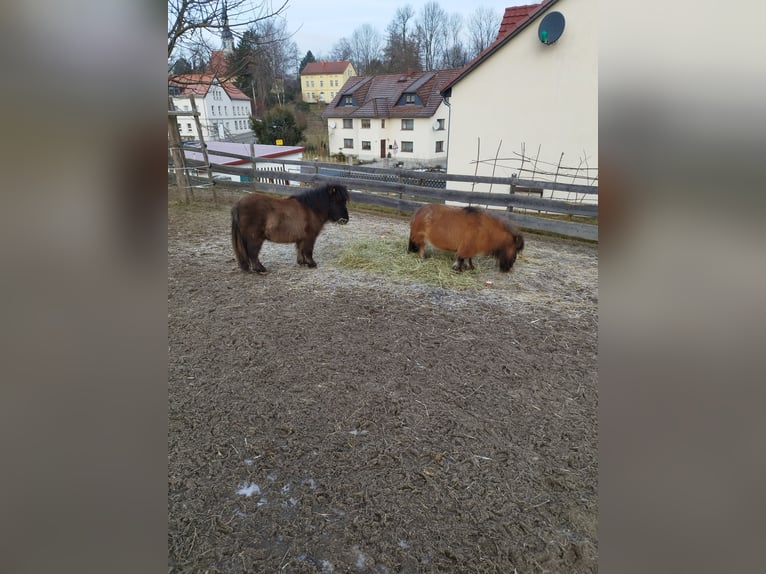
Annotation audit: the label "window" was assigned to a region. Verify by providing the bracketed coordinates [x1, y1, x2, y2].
[211, 107, 215, 115]
[343, 118, 353, 129]
[343, 95, 353, 106]
[225, 106, 228, 115]
[435, 141, 444, 153]
[401, 119, 414, 130]
[320, 80, 324, 87]
[436, 118, 445, 130]
[381, 119, 385, 128]
[361, 119, 371, 129]
[306, 81, 310, 88]
[404, 94, 415, 104]
[187, 123, 192, 132]
[218, 106, 221, 114]
[343, 139, 354, 149]
[401, 141, 414, 152]
[361, 141, 371, 150]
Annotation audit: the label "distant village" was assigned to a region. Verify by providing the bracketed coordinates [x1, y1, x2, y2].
[169, 0, 596, 193]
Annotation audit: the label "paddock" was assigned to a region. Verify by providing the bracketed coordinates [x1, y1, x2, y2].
[168, 186, 598, 573]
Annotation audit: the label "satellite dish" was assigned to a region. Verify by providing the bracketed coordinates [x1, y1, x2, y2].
[329, 121, 336, 129]
[538, 11, 565, 45]
[432, 120, 440, 131]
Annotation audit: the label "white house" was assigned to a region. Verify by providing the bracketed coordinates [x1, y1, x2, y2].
[321, 69, 458, 169]
[440, 0, 597, 203]
[169, 74, 253, 142]
[182, 141, 305, 184]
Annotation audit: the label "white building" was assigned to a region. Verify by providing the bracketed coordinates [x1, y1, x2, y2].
[440, 0, 597, 202]
[321, 69, 458, 169]
[169, 74, 253, 142]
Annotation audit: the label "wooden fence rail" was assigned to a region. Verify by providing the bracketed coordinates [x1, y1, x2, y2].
[175, 151, 598, 241]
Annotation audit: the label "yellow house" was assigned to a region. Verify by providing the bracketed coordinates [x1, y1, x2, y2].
[300, 61, 356, 104]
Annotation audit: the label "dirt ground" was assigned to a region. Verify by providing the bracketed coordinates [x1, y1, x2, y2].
[168, 186, 598, 573]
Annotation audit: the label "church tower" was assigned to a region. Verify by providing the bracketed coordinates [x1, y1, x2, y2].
[221, 2, 234, 55]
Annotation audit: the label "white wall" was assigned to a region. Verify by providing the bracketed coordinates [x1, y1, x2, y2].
[326, 102, 450, 167]
[446, 0, 597, 201]
[173, 85, 252, 142]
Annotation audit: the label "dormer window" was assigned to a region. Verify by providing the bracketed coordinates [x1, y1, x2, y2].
[396, 92, 421, 106]
[342, 95, 353, 106]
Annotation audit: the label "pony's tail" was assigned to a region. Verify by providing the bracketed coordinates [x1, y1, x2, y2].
[231, 205, 249, 271]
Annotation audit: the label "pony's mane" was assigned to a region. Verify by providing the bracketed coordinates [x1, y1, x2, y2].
[292, 183, 349, 212]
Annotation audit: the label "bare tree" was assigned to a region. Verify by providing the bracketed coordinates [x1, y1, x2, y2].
[415, 2, 448, 71]
[467, 6, 502, 59]
[329, 38, 353, 62]
[383, 5, 420, 73]
[350, 24, 383, 76]
[440, 13, 468, 69]
[228, 18, 299, 114]
[168, 0, 290, 62]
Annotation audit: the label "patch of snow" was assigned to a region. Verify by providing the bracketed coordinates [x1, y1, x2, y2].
[236, 482, 260, 497]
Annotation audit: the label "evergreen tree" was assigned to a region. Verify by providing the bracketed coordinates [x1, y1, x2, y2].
[251, 107, 304, 146]
[298, 51, 316, 75]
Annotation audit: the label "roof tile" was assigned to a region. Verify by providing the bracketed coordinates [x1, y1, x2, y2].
[321, 69, 459, 120]
[301, 61, 354, 75]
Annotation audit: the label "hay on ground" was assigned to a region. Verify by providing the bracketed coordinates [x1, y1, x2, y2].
[337, 237, 498, 290]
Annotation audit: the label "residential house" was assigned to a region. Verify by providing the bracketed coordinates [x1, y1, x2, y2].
[169, 74, 253, 142]
[183, 141, 305, 183]
[321, 69, 458, 169]
[440, 0, 597, 202]
[300, 61, 356, 104]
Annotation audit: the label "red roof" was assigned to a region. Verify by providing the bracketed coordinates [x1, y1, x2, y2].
[496, 3, 544, 42]
[169, 74, 251, 101]
[440, 0, 556, 94]
[301, 61, 354, 76]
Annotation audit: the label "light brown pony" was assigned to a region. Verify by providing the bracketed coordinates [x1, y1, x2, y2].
[408, 204, 524, 272]
[231, 183, 349, 273]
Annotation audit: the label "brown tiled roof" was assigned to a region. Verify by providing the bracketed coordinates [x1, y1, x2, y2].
[301, 60, 354, 75]
[169, 74, 251, 102]
[321, 69, 459, 120]
[440, 0, 556, 94]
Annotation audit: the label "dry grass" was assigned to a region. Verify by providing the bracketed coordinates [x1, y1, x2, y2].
[337, 237, 499, 291]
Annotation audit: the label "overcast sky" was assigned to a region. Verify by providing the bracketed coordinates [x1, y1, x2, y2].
[237, 1, 533, 58]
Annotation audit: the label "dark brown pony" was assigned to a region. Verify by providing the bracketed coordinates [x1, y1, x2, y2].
[408, 204, 524, 272]
[231, 183, 349, 273]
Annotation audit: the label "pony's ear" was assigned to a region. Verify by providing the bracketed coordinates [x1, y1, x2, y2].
[328, 185, 336, 195]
